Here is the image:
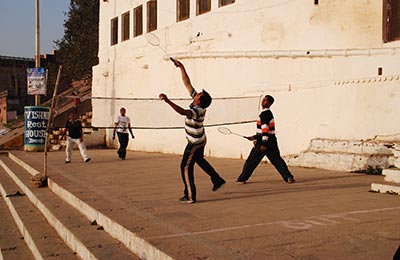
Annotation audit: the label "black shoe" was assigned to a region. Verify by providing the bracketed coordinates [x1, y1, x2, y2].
[212, 180, 226, 192]
[65, 160, 71, 164]
[85, 158, 91, 163]
[179, 196, 195, 204]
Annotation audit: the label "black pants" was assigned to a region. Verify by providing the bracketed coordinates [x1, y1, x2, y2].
[181, 142, 225, 201]
[117, 132, 129, 159]
[237, 138, 293, 182]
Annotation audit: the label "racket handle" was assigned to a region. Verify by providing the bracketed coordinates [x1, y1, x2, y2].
[170, 57, 180, 67]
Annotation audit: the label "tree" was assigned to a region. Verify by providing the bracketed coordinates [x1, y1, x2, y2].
[54, 0, 99, 84]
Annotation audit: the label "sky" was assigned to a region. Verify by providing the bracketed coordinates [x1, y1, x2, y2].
[0, 0, 70, 58]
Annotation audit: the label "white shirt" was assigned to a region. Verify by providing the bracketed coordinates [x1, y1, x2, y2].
[115, 115, 131, 134]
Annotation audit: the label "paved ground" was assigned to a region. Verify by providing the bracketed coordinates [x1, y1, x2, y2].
[3, 149, 400, 260]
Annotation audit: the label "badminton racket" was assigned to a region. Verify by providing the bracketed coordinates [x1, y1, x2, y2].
[145, 32, 173, 62]
[218, 127, 247, 138]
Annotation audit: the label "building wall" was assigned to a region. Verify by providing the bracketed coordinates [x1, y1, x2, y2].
[0, 56, 36, 117]
[93, 0, 400, 159]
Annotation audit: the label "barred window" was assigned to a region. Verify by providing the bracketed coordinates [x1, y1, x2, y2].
[219, 0, 235, 7]
[134, 5, 143, 37]
[147, 0, 157, 32]
[383, 0, 400, 42]
[122, 11, 130, 41]
[197, 0, 211, 15]
[177, 0, 190, 22]
[111, 17, 118, 45]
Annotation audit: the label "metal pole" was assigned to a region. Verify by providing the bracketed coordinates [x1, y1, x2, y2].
[44, 65, 62, 178]
[35, 0, 41, 105]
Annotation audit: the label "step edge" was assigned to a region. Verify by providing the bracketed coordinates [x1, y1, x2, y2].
[0, 176, 41, 260]
[0, 157, 97, 260]
[9, 152, 174, 260]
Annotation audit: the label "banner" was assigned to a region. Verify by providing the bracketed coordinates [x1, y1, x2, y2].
[24, 106, 50, 151]
[27, 67, 47, 95]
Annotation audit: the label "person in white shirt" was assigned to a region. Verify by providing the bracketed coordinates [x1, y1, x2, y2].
[113, 107, 135, 160]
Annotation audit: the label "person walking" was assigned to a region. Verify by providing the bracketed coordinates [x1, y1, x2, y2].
[60, 111, 91, 163]
[113, 107, 135, 160]
[159, 58, 226, 204]
[236, 95, 295, 184]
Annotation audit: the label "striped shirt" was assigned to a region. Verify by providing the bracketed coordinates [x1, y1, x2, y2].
[255, 108, 275, 145]
[185, 90, 206, 144]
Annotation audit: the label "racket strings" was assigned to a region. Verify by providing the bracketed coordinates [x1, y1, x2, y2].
[218, 127, 232, 135]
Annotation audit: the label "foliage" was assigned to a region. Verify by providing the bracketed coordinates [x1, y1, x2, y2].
[353, 166, 383, 175]
[54, 0, 99, 84]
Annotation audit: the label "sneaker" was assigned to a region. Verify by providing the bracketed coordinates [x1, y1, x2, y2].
[235, 180, 246, 184]
[287, 177, 296, 183]
[179, 196, 195, 204]
[212, 180, 226, 192]
[85, 158, 91, 163]
[65, 160, 71, 164]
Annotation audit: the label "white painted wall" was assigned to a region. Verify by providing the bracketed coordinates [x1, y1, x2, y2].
[93, 0, 400, 159]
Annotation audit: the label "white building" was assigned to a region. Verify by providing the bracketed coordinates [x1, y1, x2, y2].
[92, 0, 400, 170]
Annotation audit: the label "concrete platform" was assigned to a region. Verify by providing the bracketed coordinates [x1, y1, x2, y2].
[1, 149, 400, 260]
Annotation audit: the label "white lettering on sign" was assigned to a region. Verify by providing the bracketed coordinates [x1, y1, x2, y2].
[25, 130, 46, 138]
[24, 110, 50, 120]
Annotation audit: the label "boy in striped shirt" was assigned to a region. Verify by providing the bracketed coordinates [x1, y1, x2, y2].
[236, 95, 295, 184]
[159, 59, 226, 204]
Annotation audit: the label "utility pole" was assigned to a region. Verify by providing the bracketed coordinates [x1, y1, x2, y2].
[35, 0, 40, 105]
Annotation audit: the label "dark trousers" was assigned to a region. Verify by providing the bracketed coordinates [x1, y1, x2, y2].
[237, 138, 293, 182]
[117, 132, 129, 159]
[181, 142, 225, 201]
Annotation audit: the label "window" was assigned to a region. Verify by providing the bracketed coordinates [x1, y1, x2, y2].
[111, 17, 118, 45]
[134, 5, 143, 37]
[122, 11, 130, 41]
[197, 0, 211, 15]
[177, 0, 190, 22]
[383, 0, 400, 42]
[219, 0, 235, 7]
[147, 0, 157, 32]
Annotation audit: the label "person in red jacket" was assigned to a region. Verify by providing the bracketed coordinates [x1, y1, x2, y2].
[236, 95, 295, 184]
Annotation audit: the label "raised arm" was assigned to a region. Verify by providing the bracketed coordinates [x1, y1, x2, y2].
[171, 58, 195, 96]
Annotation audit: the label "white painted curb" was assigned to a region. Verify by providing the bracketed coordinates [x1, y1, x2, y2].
[382, 169, 400, 184]
[371, 183, 400, 195]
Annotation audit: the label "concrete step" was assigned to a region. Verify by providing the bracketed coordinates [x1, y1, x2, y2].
[8, 152, 173, 260]
[286, 150, 393, 172]
[382, 168, 400, 184]
[370, 183, 400, 195]
[0, 155, 140, 260]
[285, 138, 400, 172]
[0, 183, 34, 260]
[0, 156, 78, 260]
[308, 138, 396, 155]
